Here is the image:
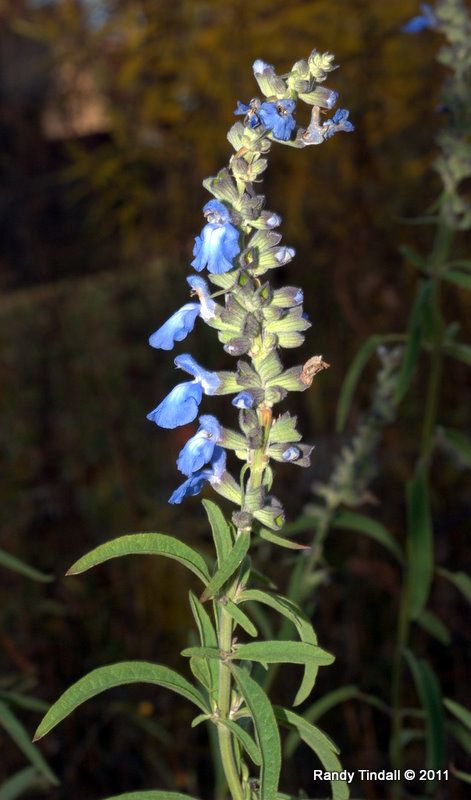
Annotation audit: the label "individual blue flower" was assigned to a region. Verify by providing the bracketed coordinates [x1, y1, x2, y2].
[258, 100, 296, 141]
[186, 275, 216, 320]
[402, 3, 437, 33]
[149, 303, 200, 350]
[147, 381, 203, 429]
[174, 353, 220, 395]
[169, 446, 226, 504]
[322, 108, 354, 140]
[282, 446, 302, 462]
[234, 101, 260, 128]
[191, 200, 240, 275]
[232, 391, 255, 409]
[176, 415, 222, 476]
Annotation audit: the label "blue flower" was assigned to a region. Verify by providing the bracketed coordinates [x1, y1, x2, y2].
[402, 4, 437, 33]
[169, 446, 227, 504]
[147, 356, 218, 429]
[174, 353, 220, 394]
[232, 391, 255, 409]
[234, 101, 260, 128]
[186, 275, 216, 320]
[149, 303, 200, 351]
[147, 381, 203, 429]
[282, 446, 302, 462]
[322, 108, 354, 140]
[176, 415, 222, 476]
[259, 100, 296, 141]
[191, 200, 240, 275]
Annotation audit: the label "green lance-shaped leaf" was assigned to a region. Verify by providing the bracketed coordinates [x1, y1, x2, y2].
[275, 707, 349, 800]
[444, 699, 471, 732]
[285, 685, 360, 757]
[395, 281, 432, 403]
[0, 548, 53, 583]
[202, 500, 233, 565]
[336, 334, 392, 432]
[189, 592, 219, 699]
[437, 568, 471, 604]
[331, 510, 403, 563]
[442, 270, 471, 290]
[239, 589, 320, 706]
[231, 665, 281, 800]
[0, 766, 49, 800]
[182, 642, 333, 669]
[0, 702, 59, 785]
[221, 598, 258, 637]
[67, 534, 210, 585]
[258, 527, 309, 551]
[97, 794, 202, 800]
[406, 465, 434, 620]
[33, 662, 209, 741]
[404, 650, 444, 772]
[437, 427, 471, 469]
[217, 718, 262, 766]
[444, 340, 471, 368]
[417, 609, 451, 646]
[451, 767, 471, 785]
[200, 531, 250, 602]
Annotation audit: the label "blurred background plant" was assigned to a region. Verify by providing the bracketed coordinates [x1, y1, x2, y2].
[0, 0, 470, 798]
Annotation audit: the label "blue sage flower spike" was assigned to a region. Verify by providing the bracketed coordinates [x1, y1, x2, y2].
[169, 446, 227, 504]
[148, 302, 200, 350]
[191, 199, 240, 274]
[147, 381, 203, 429]
[176, 414, 222, 476]
[402, 3, 437, 33]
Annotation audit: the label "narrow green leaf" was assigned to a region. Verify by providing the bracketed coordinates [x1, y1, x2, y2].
[417, 610, 451, 645]
[67, 534, 209, 585]
[446, 259, 471, 272]
[332, 510, 403, 563]
[0, 691, 48, 714]
[34, 662, 208, 740]
[399, 244, 427, 270]
[336, 334, 386, 432]
[450, 766, 471, 785]
[218, 718, 262, 765]
[200, 532, 250, 602]
[437, 427, 471, 469]
[98, 793, 202, 800]
[406, 466, 434, 620]
[239, 590, 320, 706]
[445, 340, 471, 367]
[285, 685, 360, 757]
[221, 599, 258, 637]
[202, 500, 233, 565]
[443, 270, 471, 290]
[0, 766, 47, 800]
[231, 665, 281, 800]
[444, 699, 471, 732]
[404, 650, 444, 771]
[438, 568, 471, 604]
[0, 702, 58, 785]
[448, 721, 471, 756]
[188, 593, 218, 698]
[191, 713, 210, 728]
[258, 528, 309, 551]
[0, 549, 53, 583]
[395, 282, 431, 403]
[275, 707, 349, 800]
[234, 641, 334, 667]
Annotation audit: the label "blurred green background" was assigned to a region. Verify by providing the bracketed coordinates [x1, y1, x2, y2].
[0, 1, 470, 798]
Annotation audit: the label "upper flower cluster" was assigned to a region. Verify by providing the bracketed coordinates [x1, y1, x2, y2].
[147, 51, 354, 527]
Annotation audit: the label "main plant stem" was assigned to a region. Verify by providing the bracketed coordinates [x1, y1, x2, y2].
[390, 209, 453, 799]
[216, 406, 272, 799]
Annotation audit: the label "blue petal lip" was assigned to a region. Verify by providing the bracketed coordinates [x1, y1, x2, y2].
[259, 101, 296, 141]
[176, 414, 222, 476]
[174, 354, 221, 395]
[169, 446, 226, 504]
[191, 222, 240, 275]
[147, 381, 203, 429]
[149, 303, 200, 350]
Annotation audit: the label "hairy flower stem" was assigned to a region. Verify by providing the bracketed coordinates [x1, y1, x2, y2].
[217, 410, 273, 799]
[390, 208, 453, 799]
